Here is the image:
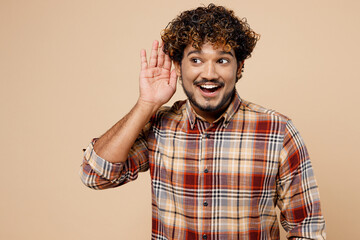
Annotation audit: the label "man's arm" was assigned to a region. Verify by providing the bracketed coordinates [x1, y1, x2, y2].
[80, 40, 177, 188]
[93, 40, 177, 163]
[277, 120, 326, 239]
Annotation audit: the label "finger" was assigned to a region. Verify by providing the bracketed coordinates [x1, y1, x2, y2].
[163, 53, 172, 71]
[149, 40, 159, 68]
[140, 49, 148, 70]
[157, 44, 165, 68]
[169, 69, 177, 89]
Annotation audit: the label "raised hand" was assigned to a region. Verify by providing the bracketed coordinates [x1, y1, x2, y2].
[138, 40, 177, 109]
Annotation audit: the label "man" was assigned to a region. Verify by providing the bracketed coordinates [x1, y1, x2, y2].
[81, 4, 326, 239]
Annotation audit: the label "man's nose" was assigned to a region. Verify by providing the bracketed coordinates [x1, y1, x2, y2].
[201, 62, 219, 80]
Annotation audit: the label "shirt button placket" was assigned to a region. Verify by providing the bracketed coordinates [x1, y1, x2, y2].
[201, 132, 210, 239]
[203, 134, 210, 174]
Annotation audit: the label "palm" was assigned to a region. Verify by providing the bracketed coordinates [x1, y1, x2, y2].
[139, 41, 177, 107]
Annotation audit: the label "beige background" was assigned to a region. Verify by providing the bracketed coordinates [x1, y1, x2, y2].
[1, 0, 359, 239]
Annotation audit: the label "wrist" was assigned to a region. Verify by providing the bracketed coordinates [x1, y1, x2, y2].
[136, 98, 162, 116]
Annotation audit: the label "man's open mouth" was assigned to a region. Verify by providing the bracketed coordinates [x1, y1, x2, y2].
[199, 84, 221, 93]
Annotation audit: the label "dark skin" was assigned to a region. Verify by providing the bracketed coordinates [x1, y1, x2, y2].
[174, 42, 243, 122]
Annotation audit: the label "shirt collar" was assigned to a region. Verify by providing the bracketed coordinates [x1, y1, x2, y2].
[185, 90, 242, 129]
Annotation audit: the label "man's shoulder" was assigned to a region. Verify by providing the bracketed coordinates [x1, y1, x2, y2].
[240, 98, 291, 123]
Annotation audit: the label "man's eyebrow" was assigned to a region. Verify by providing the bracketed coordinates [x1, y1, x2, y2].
[187, 50, 201, 57]
[219, 51, 234, 57]
[186, 50, 234, 57]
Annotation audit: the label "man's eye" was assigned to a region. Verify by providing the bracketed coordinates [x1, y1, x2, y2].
[218, 59, 229, 64]
[191, 58, 201, 64]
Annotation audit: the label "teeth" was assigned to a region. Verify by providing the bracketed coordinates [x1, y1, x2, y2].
[200, 85, 218, 89]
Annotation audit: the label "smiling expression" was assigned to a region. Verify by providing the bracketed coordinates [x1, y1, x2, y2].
[175, 42, 243, 122]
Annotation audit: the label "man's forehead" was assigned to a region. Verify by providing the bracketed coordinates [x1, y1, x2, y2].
[185, 42, 235, 56]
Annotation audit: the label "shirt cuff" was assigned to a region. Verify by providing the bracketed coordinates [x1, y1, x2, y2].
[83, 139, 124, 181]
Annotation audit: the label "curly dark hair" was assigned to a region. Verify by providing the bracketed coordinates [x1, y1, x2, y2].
[161, 4, 260, 64]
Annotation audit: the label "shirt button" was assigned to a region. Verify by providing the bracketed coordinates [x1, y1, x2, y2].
[204, 168, 209, 173]
[203, 201, 208, 206]
[202, 234, 207, 239]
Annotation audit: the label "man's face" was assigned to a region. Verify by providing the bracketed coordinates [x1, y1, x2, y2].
[174, 42, 243, 121]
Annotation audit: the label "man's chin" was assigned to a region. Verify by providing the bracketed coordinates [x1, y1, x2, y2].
[183, 85, 235, 114]
[196, 93, 234, 112]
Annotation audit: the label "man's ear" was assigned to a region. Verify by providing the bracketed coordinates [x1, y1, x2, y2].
[174, 61, 181, 77]
[237, 60, 244, 79]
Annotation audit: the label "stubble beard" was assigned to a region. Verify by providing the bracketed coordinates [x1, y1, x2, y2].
[181, 81, 236, 113]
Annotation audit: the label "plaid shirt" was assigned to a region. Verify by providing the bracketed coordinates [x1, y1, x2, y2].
[81, 91, 326, 239]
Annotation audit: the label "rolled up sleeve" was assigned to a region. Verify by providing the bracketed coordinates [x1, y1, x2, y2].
[80, 139, 126, 189]
[80, 121, 151, 190]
